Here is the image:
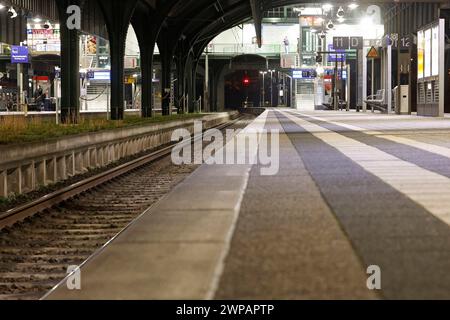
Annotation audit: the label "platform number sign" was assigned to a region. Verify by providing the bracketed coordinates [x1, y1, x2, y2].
[399, 35, 411, 50]
[349, 37, 363, 50]
[333, 37, 363, 50]
[333, 37, 350, 50]
[386, 34, 411, 50]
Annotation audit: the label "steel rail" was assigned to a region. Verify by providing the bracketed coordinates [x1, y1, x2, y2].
[0, 117, 242, 230]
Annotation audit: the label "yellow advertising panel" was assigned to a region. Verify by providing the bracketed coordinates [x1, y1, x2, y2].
[417, 30, 424, 79]
[424, 29, 432, 78]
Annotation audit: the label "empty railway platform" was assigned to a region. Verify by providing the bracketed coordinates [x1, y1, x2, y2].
[1, 0, 450, 313]
[39, 109, 450, 300]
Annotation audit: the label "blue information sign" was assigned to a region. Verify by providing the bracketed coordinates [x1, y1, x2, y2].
[327, 44, 346, 63]
[11, 46, 29, 64]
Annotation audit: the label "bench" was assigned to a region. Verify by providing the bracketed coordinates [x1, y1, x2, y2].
[322, 96, 348, 111]
[365, 89, 388, 113]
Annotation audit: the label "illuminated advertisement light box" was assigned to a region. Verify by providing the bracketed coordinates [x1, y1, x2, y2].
[417, 31, 424, 79]
[424, 28, 432, 78]
[27, 26, 61, 53]
[432, 26, 439, 76]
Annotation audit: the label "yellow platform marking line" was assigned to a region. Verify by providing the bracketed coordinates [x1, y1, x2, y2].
[278, 109, 450, 224]
[293, 111, 450, 160]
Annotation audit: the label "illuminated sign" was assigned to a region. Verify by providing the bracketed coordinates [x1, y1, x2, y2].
[293, 69, 316, 79]
[418, 30, 424, 79]
[424, 29, 432, 78]
[11, 46, 29, 63]
[327, 45, 346, 62]
[418, 24, 441, 79]
[27, 23, 61, 53]
[432, 26, 439, 76]
[93, 71, 110, 81]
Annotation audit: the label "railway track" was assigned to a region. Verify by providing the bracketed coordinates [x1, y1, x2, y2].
[0, 116, 250, 300]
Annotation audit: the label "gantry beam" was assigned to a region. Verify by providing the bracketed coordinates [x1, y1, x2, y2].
[250, 0, 263, 47]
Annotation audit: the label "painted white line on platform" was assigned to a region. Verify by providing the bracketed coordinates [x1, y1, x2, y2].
[293, 111, 450, 160]
[278, 109, 450, 225]
[207, 110, 270, 300]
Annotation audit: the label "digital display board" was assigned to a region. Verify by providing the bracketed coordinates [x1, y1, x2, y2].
[93, 71, 111, 81]
[27, 23, 61, 53]
[327, 45, 346, 63]
[293, 69, 317, 79]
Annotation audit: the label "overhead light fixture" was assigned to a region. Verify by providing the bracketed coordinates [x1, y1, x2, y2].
[348, 3, 359, 10]
[8, 7, 17, 18]
[0, 4, 5, 10]
[43, 20, 52, 29]
[33, 17, 42, 23]
[327, 20, 334, 30]
[337, 17, 346, 23]
[336, 6, 345, 18]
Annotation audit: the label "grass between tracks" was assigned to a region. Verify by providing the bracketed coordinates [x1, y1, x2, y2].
[0, 113, 206, 145]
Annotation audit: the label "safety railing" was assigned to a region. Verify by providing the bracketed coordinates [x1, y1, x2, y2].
[206, 43, 296, 56]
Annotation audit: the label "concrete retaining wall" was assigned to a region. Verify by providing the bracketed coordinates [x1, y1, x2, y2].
[0, 112, 237, 198]
[238, 107, 266, 116]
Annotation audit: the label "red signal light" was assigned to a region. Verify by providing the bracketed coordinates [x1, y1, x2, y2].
[243, 76, 250, 86]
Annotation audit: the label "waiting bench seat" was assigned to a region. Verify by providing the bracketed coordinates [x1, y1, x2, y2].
[365, 89, 388, 113]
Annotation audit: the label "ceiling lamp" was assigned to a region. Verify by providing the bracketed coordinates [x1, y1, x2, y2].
[8, 7, 17, 18]
[327, 20, 334, 30]
[348, 3, 359, 10]
[337, 6, 345, 18]
[43, 20, 52, 29]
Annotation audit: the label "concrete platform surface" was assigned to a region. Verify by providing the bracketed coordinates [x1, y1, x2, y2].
[45, 109, 450, 300]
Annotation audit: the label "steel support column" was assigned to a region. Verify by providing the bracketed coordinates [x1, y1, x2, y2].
[184, 55, 195, 113]
[131, 7, 158, 118]
[176, 52, 187, 113]
[97, 0, 137, 120]
[250, 0, 263, 47]
[57, 0, 80, 124]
